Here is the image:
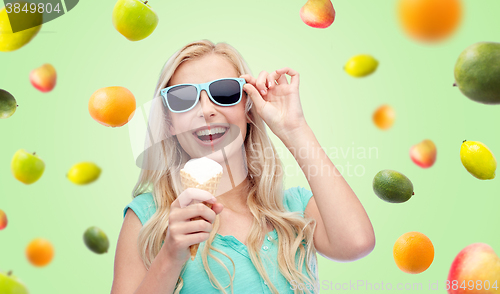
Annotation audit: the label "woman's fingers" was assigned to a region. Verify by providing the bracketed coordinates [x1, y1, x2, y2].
[179, 219, 213, 235]
[256, 71, 269, 95]
[177, 188, 216, 208]
[240, 74, 256, 85]
[266, 70, 289, 89]
[241, 67, 299, 93]
[211, 202, 224, 215]
[276, 67, 300, 87]
[243, 83, 267, 114]
[183, 232, 211, 247]
[171, 202, 217, 223]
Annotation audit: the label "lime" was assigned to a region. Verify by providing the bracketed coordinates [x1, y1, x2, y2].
[373, 169, 414, 203]
[460, 140, 496, 180]
[67, 162, 101, 185]
[83, 226, 109, 254]
[344, 54, 379, 77]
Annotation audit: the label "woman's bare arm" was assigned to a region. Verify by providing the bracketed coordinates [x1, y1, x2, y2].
[110, 209, 185, 294]
[241, 68, 375, 261]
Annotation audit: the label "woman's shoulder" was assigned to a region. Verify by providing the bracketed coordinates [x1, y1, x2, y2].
[283, 186, 313, 213]
[123, 192, 157, 226]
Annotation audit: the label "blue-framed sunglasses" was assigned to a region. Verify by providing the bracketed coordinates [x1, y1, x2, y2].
[160, 77, 247, 113]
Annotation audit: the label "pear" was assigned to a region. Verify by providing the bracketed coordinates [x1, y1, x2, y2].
[454, 42, 500, 104]
[300, 0, 335, 29]
[0, 2, 42, 52]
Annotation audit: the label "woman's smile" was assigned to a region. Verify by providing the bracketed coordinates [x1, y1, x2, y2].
[191, 124, 229, 147]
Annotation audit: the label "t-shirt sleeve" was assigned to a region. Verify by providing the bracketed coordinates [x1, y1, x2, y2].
[123, 193, 157, 226]
[283, 186, 314, 214]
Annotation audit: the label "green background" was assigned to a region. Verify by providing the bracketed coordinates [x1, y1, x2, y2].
[1, 0, 500, 292]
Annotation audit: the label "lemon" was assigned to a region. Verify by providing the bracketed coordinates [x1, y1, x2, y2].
[66, 162, 101, 185]
[460, 140, 496, 180]
[344, 54, 379, 77]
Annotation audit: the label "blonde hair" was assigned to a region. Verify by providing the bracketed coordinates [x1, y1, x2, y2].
[131, 39, 318, 294]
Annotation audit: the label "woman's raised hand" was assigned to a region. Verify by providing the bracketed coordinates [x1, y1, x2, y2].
[163, 188, 223, 264]
[240, 67, 307, 139]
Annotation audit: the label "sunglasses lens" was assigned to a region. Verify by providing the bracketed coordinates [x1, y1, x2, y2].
[209, 79, 241, 105]
[166, 85, 198, 112]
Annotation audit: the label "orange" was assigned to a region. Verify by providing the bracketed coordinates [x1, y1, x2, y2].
[398, 0, 462, 42]
[26, 238, 54, 267]
[88, 86, 136, 127]
[393, 231, 434, 274]
[373, 104, 395, 130]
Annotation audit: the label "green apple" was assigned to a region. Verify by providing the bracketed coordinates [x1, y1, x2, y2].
[0, 270, 29, 294]
[11, 149, 45, 184]
[112, 0, 158, 41]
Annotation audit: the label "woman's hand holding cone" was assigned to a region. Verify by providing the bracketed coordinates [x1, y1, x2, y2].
[163, 188, 223, 264]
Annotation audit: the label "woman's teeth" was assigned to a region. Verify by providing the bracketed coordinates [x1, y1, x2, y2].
[195, 127, 227, 142]
[195, 127, 227, 136]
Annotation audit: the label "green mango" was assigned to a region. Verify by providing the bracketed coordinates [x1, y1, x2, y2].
[0, 89, 17, 119]
[454, 42, 500, 104]
[0, 2, 43, 52]
[373, 169, 414, 203]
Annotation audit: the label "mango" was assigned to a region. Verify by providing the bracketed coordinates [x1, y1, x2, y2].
[454, 42, 500, 104]
[0, 89, 17, 119]
[0, 2, 42, 52]
[30, 64, 56, 92]
[373, 169, 414, 203]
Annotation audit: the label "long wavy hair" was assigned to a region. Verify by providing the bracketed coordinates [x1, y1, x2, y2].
[131, 39, 318, 294]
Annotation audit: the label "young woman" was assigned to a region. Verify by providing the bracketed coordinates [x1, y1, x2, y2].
[111, 39, 375, 294]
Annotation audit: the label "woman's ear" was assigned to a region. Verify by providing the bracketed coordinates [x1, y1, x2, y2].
[169, 125, 176, 135]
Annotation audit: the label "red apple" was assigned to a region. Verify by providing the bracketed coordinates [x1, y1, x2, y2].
[0, 209, 7, 230]
[30, 64, 56, 92]
[410, 139, 437, 168]
[300, 0, 335, 28]
[448, 243, 500, 294]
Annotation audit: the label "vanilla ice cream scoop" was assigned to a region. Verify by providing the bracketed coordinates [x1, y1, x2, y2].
[181, 157, 223, 184]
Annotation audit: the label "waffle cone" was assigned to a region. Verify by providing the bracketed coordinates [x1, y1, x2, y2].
[180, 170, 222, 260]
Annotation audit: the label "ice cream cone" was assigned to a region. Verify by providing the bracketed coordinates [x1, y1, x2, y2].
[180, 169, 222, 260]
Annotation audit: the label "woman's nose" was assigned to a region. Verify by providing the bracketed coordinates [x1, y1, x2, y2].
[197, 90, 217, 118]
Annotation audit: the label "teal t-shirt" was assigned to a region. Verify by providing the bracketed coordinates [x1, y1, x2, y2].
[123, 186, 318, 293]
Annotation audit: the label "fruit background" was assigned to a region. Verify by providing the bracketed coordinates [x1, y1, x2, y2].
[1, 0, 500, 293]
